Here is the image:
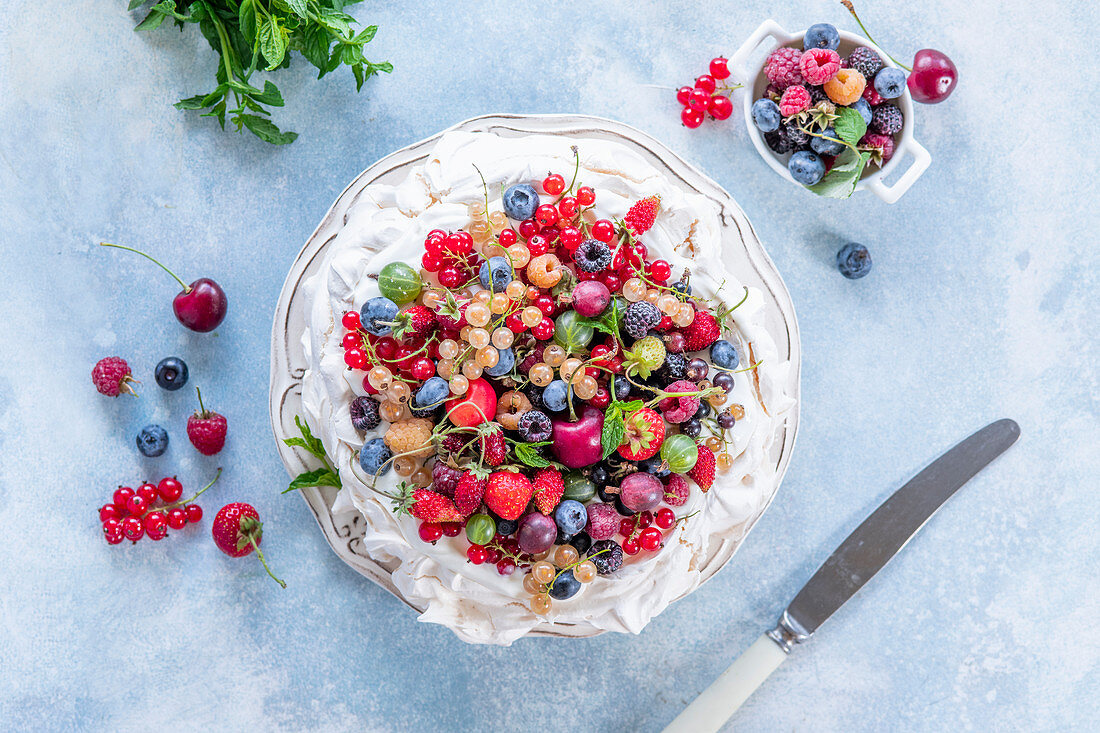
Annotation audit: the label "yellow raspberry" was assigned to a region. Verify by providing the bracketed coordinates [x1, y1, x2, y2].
[824, 68, 866, 106]
[384, 418, 434, 457]
[526, 254, 563, 289]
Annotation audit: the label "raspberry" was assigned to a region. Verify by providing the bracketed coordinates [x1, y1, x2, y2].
[187, 389, 227, 456]
[623, 301, 662, 339]
[431, 461, 462, 497]
[584, 503, 619, 541]
[871, 103, 903, 135]
[861, 133, 896, 166]
[92, 356, 137, 397]
[799, 48, 841, 85]
[682, 310, 720, 352]
[763, 47, 803, 89]
[527, 254, 564, 289]
[573, 239, 612, 273]
[663, 474, 690, 507]
[862, 83, 885, 106]
[688, 445, 716, 491]
[778, 85, 811, 116]
[453, 471, 487, 516]
[532, 468, 564, 515]
[847, 47, 884, 80]
[349, 396, 381, 431]
[823, 68, 866, 106]
[624, 196, 661, 235]
[384, 418, 434, 457]
[658, 380, 701, 423]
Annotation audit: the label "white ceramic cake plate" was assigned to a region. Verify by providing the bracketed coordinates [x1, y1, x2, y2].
[268, 114, 801, 639]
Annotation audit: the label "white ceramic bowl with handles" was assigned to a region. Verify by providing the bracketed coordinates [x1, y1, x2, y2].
[729, 19, 931, 203]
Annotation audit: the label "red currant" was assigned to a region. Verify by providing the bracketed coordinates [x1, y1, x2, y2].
[534, 294, 555, 316]
[147, 526, 168, 541]
[421, 252, 443, 272]
[638, 511, 653, 528]
[695, 74, 716, 94]
[681, 107, 705, 128]
[589, 387, 610, 408]
[126, 495, 148, 517]
[99, 504, 120, 522]
[599, 272, 622, 292]
[540, 226, 560, 245]
[341, 332, 361, 349]
[542, 173, 565, 195]
[676, 86, 693, 105]
[708, 94, 733, 120]
[441, 522, 463, 538]
[137, 483, 157, 503]
[498, 228, 518, 247]
[502, 537, 520, 554]
[535, 204, 559, 227]
[633, 243, 648, 261]
[505, 312, 527, 333]
[687, 88, 709, 111]
[591, 220, 615, 242]
[438, 266, 462, 288]
[557, 196, 579, 219]
[560, 226, 583, 250]
[622, 537, 640, 555]
[576, 186, 596, 207]
[619, 517, 636, 537]
[343, 348, 367, 370]
[531, 319, 554, 340]
[185, 504, 203, 523]
[639, 526, 662, 551]
[658, 316, 675, 333]
[144, 511, 167, 533]
[167, 508, 188, 530]
[656, 507, 675, 529]
[122, 516, 144, 542]
[496, 557, 517, 576]
[650, 259, 671, 283]
[112, 486, 134, 511]
[485, 546, 503, 564]
[418, 522, 443, 543]
[341, 311, 361, 330]
[410, 357, 435, 380]
[709, 57, 730, 80]
[103, 519, 124, 545]
[527, 234, 549, 256]
[518, 219, 540, 239]
[467, 544, 488, 564]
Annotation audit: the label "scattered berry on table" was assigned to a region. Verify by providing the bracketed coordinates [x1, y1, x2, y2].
[764, 46, 803, 88]
[92, 356, 137, 397]
[186, 388, 227, 456]
[212, 502, 286, 587]
[136, 424, 169, 457]
[871, 103, 903, 135]
[154, 356, 189, 391]
[803, 22, 840, 51]
[837, 243, 873, 279]
[788, 150, 826, 185]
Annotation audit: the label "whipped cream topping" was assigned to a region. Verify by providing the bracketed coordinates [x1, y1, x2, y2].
[297, 131, 795, 645]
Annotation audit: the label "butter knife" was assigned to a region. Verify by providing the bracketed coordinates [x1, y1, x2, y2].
[663, 418, 1020, 733]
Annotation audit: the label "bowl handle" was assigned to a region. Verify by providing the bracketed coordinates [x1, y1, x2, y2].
[729, 19, 790, 83]
[867, 138, 931, 204]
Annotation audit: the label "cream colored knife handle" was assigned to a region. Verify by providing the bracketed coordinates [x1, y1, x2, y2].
[662, 634, 787, 733]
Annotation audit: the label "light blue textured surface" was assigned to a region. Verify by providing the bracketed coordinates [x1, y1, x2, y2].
[1, 1, 1097, 730]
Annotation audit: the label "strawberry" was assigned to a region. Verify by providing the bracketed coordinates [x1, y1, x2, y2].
[688, 444, 716, 491]
[479, 423, 506, 467]
[484, 470, 533, 520]
[453, 470, 487, 516]
[410, 488, 464, 523]
[211, 502, 286, 588]
[532, 468, 564, 515]
[617, 408, 666, 461]
[624, 335, 666, 379]
[682, 309, 720, 352]
[624, 195, 661, 235]
[390, 305, 437, 340]
[187, 387, 227, 456]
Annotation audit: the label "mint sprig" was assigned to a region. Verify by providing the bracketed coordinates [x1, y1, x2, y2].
[282, 415, 341, 493]
[600, 399, 643, 459]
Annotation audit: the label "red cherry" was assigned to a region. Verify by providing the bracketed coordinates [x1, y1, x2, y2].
[681, 107, 705, 128]
[639, 526, 662, 551]
[467, 544, 488, 564]
[498, 228, 518, 247]
[709, 57, 730, 80]
[694, 74, 716, 94]
[591, 220, 615, 242]
[708, 95, 733, 120]
[656, 507, 675, 529]
[542, 174, 565, 195]
[418, 523, 443, 542]
[185, 504, 203, 522]
[576, 186, 596, 206]
[101, 245, 231, 330]
[687, 88, 709, 111]
[908, 49, 957, 104]
[676, 85, 693, 105]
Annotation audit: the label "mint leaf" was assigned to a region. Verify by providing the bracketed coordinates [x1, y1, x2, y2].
[283, 468, 341, 494]
[514, 443, 552, 469]
[806, 149, 870, 199]
[258, 16, 287, 70]
[174, 94, 208, 110]
[834, 107, 867, 147]
[601, 411, 626, 459]
[285, 0, 309, 18]
[284, 416, 327, 460]
[251, 80, 285, 107]
[239, 114, 297, 145]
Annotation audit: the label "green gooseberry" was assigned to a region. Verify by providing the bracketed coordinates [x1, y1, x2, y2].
[378, 262, 422, 305]
[661, 434, 699, 474]
[562, 472, 597, 503]
[465, 513, 496, 546]
[553, 310, 595, 352]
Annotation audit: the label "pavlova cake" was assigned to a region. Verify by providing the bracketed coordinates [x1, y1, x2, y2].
[296, 130, 794, 644]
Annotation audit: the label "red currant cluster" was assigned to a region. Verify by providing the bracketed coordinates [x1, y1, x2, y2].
[99, 469, 220, 544]
[618, 507, 677, 554]
[416, 521, 533, 576]
[677, 57, 739, 129]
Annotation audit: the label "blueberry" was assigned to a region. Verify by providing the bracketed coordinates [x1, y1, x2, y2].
[358, 438, 392, 476]
[495, 517, 518, 536]
[548, 568, 582, 600]
[850, 98, 873, 126]
[483, 347, 515, 378]
[569, 532, 593, 555]
[359, 297, 399, 336]
[810, 127, 845, 156]
[751, 98, 781, 132]
[136, 424, 168, 457]
[518, 410, 552, 442]
[478, 256, 513, 293]
[874, 67, 906, 99]
[612, 375, 631, 401]
[554, 499, 588, 535]
[837, 243, 873, 279]
[803, 23, 840, 51]
[415, 377, 449, 409]
[154, 357, 188, 391]
[541, 380, 569, 412]
[710, 340, 739, 370]
[502, 183, 539, 221]
[788, 150, 826, 185]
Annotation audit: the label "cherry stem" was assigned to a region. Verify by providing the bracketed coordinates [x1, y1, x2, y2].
[155, 467, 223, 514]
[841, 0, 912, 71]
[99, 242, 191, 293]
[249, 535, 287, 589]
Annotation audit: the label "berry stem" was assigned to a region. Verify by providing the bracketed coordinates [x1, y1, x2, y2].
[249, 535, 287, 589]
[840, 1, 911, 71]
[99, 242, 191, 292]
[195, 386, 210, 418]
[158, 467, 223, 513]
[547, 545, 612, 588]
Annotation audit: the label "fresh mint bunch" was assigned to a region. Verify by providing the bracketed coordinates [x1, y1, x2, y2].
[129, 1, 391, 144]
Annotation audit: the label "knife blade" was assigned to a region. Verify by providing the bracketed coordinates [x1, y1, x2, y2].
[663, 419, 1020, 733]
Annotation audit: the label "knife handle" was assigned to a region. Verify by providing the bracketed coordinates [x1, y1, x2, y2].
[662, 634, 787, 733]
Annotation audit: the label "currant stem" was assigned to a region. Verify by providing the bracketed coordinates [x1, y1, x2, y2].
[249, 535, 287, 589]
[156, 467, 223, 514]
[99, 242, 190, 292]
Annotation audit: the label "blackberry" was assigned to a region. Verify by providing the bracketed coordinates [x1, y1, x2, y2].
[848, 47, 883, 80]
[573, 239, 613, 272]
[871, 104, 904, 135]
[657, 352, 687, 383]
[623, 301, 662, 339]
[569, 531, 592, 555]
[784, 118, 811, 149]
[349, 396, 380, 431]
[518, 409, 552, 442]
[808, 85, 829, 105]
[588, 540, 624, 575]
[764, 127, 793, 155]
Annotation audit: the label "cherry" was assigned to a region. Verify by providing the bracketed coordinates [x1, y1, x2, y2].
[575, 186, 596, 207]
[185, 504, 203, 523]
[708, 95, 734, 120]
[709, 57, 730, 80]
[681, 107, 704, 128]
[908, 49, 957, 103]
